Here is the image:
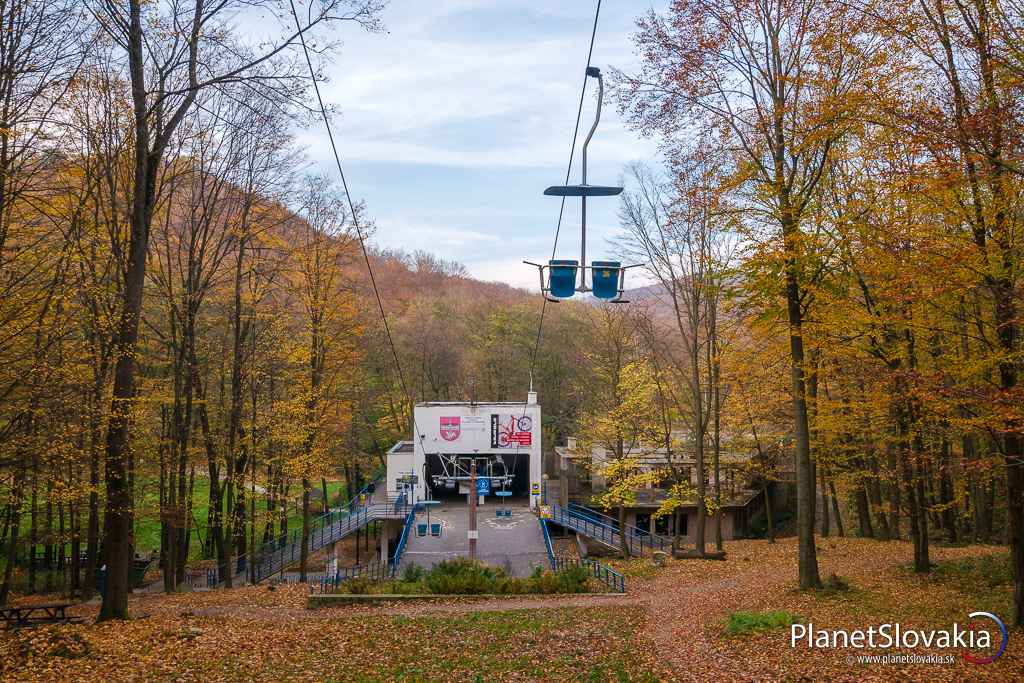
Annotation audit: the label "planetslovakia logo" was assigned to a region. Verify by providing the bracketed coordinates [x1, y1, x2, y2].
[962, 612, 1008, 665]
[791, 612, 1008, 664]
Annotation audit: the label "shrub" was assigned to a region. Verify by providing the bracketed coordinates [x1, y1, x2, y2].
[400, 564, 427, 583]
[425, 558, 505, 595]
[823, 573, 849, 592]
[554, 565, 591, 593]
[330, 558, 598, 595]
[725, 610, 802, 637]
[340, 575, 375, 594]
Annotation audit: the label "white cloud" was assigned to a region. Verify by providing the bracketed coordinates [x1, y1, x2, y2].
[310, 3, 657, 170]
[286, 0, 667, 286]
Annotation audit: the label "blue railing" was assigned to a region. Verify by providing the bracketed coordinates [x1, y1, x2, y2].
[207, 475, 406, 587]
[567, 503, 621, 530]
[390, 505, 417, 571]
[550, 504, 673, 558]
[552, 555, 625, 593]
[539, 518, 555, 569]
[568, 503, 674, 550]
[313, 561, 392, 593]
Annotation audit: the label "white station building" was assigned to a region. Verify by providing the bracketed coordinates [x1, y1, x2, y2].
[386, 394, 542, 509]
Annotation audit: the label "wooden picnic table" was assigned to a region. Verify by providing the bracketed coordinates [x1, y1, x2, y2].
[0, 602, 81, 629]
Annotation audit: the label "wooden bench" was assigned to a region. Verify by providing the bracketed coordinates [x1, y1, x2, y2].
[1, 602, 82, 629]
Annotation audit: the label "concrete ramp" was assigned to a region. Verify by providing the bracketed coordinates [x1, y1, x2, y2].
[399, 502, 549, 578]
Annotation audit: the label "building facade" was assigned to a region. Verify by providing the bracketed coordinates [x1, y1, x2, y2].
[386, 397, 543, 509]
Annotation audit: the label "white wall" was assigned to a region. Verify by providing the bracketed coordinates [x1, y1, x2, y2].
[386, 402, 542, 508]
[385, 443, 416, 500]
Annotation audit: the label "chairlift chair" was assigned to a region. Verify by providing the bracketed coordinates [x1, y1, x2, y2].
[526, 66, 641, 303]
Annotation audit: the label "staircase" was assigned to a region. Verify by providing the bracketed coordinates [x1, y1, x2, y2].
[548, 503, 673, 557]
[205, 487, 414, 587]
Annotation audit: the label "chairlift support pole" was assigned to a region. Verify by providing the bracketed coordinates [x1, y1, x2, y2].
[468, 457, 478, 560]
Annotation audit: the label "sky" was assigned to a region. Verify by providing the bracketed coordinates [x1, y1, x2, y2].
[294, 0, 665, 290]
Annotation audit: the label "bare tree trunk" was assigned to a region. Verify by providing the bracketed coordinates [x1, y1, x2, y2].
[0, 465, 24, 604]
[69, 459, 81, 592]
[782, 222, 820, 588]
[828, 479, 844, 538]
[618, 505, 628, 557]
[855, 484, 873, 539]
[710, 302, 722, 553]
[887, 444, 901, 539]
[45, 478, 54, 592]
[29, 462, 38, 593]
[299, 479, 311, 582]
[818, 465, 830, 538]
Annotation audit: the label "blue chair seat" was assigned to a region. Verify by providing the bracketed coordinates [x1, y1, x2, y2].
[548, 259, 578, 299]
[430, 523, 442, 537]
[591, 261, 621, 300]
[417, 523, 428, 537]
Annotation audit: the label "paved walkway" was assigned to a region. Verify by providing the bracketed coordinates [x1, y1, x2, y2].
[399, 501, 549, 577]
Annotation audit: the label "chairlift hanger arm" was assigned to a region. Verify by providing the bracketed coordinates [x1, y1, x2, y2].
[530, 61, 646, 302]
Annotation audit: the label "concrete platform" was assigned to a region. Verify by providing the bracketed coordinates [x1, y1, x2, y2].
[399, 502, 550, 577]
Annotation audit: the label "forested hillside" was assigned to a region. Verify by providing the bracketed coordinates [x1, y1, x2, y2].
[1, 0, 1023, 659]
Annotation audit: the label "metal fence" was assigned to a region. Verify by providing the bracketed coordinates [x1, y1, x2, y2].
[204, 476, 408, 587]
[556, 504, 673, 557]
[311, 561, 393, 594]
[539, 517, 555, 569]
[552, 555, 626, 593]
[390, 506, 416, 571]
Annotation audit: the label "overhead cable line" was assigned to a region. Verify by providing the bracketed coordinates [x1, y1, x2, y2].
[527, 0, 604, 385]
[516, 0, 604, 487]
[287, 0, 425, 458]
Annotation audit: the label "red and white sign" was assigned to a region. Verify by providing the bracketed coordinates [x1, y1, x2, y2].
[440, 416, 461, 441]
[490, 414, 532, 448]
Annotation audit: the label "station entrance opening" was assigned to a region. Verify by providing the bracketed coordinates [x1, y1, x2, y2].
[425, 452, 531, 502]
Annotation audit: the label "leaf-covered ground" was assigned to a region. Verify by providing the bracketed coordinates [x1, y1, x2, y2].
[1, 537, 1020, 681]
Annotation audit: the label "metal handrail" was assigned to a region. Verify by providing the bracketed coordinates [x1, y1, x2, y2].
[568, 503, 673, 550]
[313, 560, 392, 594]
[552, 554, 625, 593]
[557, 504, 673, 557]
[390, 506, 417, 572]
[567, 503, 620, 529]
[233, 474, 384, 583]
[539, 518, 555, 569]
[209, 477, 405, 587]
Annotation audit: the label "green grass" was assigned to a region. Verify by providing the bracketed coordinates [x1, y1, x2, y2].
[4, 476, 348, 566]
[929, 552, 1012, 589]
[132, 475, 348, 561]
[724, 609, 803, 637]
